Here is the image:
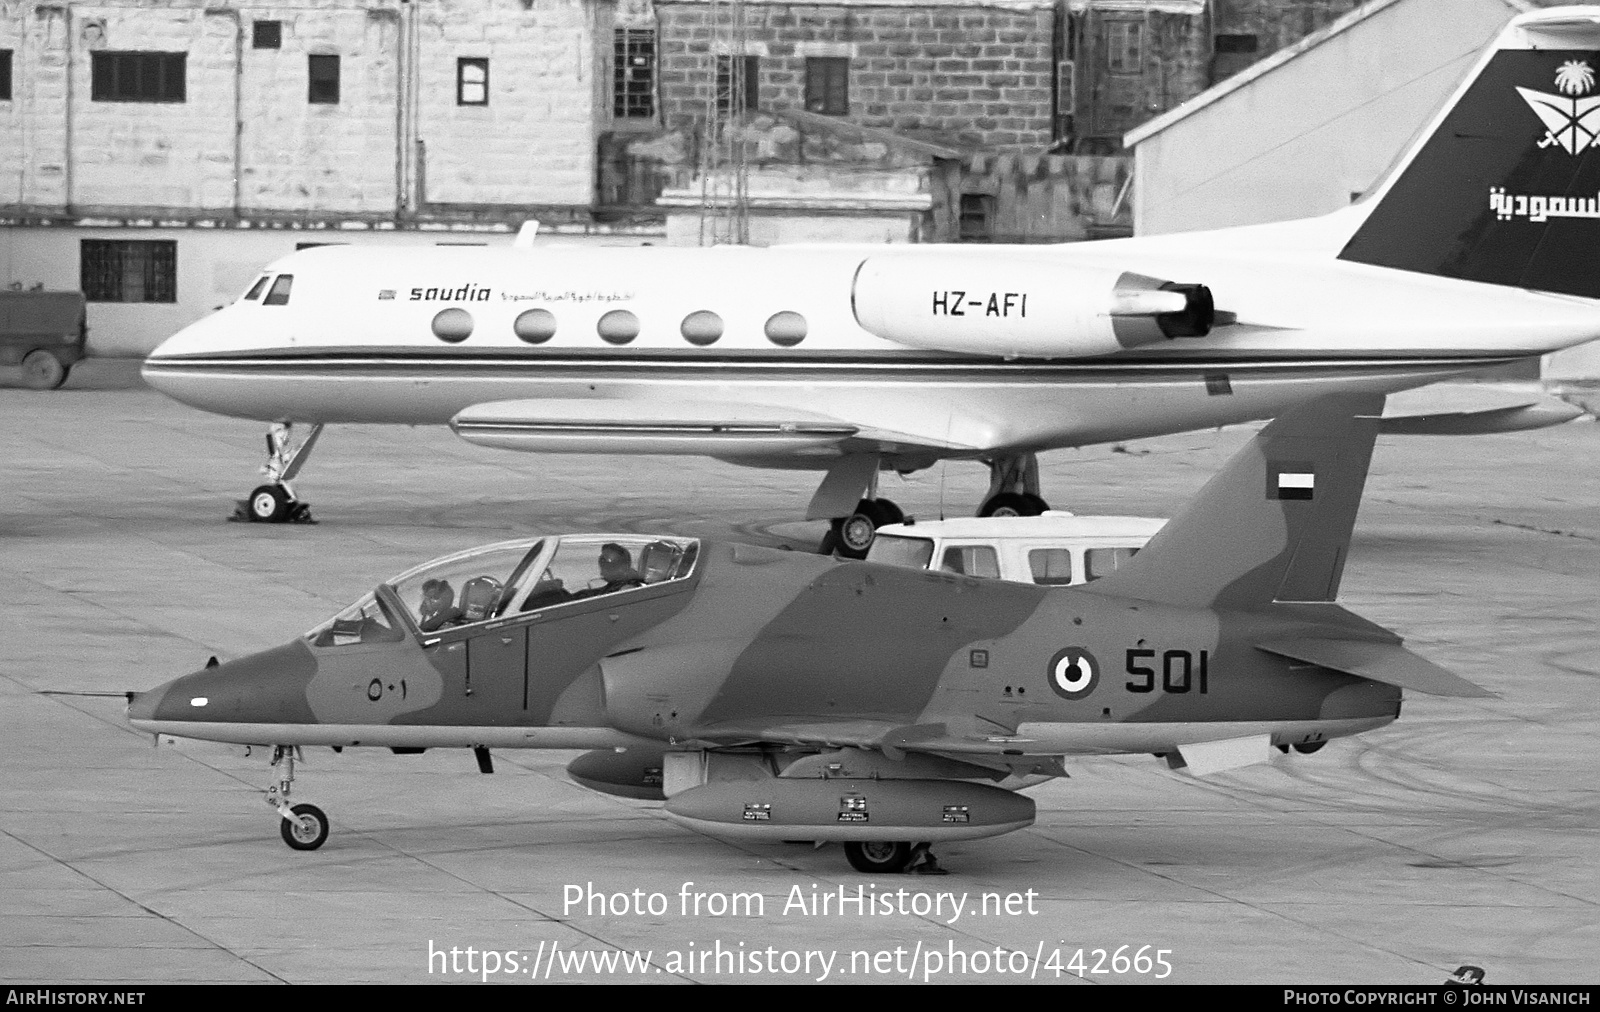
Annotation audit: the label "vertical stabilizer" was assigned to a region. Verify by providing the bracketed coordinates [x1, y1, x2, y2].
[1340, 8, 1600, 298]
[1084, 394, 1383, 610]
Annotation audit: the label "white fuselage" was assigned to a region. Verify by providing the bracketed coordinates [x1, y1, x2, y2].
[141, 206, 1600, 469]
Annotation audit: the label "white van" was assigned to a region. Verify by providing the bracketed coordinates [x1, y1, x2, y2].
[864, 513, 1166, 586]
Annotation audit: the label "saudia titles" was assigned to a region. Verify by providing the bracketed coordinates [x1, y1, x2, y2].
[1493, 59, 1600, 222]
[409, 284, 493, 302]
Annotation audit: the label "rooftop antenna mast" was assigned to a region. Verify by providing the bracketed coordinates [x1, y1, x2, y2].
[698, 0, 751, 245]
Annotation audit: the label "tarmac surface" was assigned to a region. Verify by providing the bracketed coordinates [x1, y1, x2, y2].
[1, 362, 1597, 985]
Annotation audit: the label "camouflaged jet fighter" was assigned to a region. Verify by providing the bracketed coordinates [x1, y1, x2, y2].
[127, 393, 1490, 873]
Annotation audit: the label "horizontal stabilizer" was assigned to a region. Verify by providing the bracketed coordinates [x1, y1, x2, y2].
[1256, 638, 1493, 698]
[1379, 384, 1584, 435]
[1170, 734, 1272, 776]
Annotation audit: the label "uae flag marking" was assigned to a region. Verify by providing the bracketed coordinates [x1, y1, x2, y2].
[1271, 463, 1315, 501]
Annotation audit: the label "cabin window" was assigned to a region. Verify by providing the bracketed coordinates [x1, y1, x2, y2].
[308, 55, 340, 105]
[457, 58, 489, 106]
[514, 308, 557, 344]
[0, 49, 12, 101]
[1028, 549, 1075, 586]
[241, 276, 270, 301]
[680, 310, 722, 346]
[81, 240, 177, 303]
[431, 308, 473, 342]
[91, 52, 186, 103]
[940, 545, 1000, 580]
[1084, 546, 1139, 581]
[865, 534, 934, 570]
[262, 274, 295, 306]
[764, 311, 806, 347]
[597, 310, 640, 344]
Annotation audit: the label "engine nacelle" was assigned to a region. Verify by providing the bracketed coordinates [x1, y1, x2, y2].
[851, 256, 1214, 358]
[663, 777, 1035, 843]
[567, 747, 667, 801]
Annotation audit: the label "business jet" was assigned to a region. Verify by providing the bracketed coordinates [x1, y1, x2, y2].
[142, 6, 1600, 553]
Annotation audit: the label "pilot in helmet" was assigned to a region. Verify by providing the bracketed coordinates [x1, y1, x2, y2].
[597, 543, 643, 590]
[418, 578, 462, 632]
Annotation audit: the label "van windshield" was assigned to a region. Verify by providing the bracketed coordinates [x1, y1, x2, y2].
[865, 534, 934, 570]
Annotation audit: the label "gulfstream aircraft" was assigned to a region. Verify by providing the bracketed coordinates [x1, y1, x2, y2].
[142, 6, 1600, 552]
[125, 394, 1491, 871]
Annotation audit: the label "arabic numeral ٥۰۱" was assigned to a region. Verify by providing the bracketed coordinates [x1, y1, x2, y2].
[1124, 648, 1208, 694]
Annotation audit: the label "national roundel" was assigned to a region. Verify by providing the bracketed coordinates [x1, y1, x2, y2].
[1046, 647, 1098, 700]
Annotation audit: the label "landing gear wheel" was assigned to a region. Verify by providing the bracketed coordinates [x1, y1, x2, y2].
[980, 492, 1047, 517]
[248, 484, 293, 523]
[844, 840, 913, 874]
[1293, 740, 1326, 755]
[871, 498, 905, 526]
[279, 803, 329, 850]
[830, 498, 903, 559]
[20, 350, 67, 390]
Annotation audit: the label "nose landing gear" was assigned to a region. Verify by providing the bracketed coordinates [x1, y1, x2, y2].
[232, 422, 322, 524]
[268, 745, 329, 850]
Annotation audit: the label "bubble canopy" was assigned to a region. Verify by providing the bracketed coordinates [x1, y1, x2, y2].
[305, 535, 700, 644]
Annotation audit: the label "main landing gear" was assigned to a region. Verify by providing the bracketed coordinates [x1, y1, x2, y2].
[232, 422, 323, 524]
[811, 451, 1054, 559]
[268, 745, 329, 850]
[843, 840, 947, 875]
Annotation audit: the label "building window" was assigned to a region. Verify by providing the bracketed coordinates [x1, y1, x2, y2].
[81, 240, 177, 303]
[457, 58, 489, 106]
[958, 194, 993, 242]
[1213, 34, 1258, 54]
[308, 55, 340, 104]
[805, 57, 849, 115]
[90, 52, 186, 103]
[0, 50, 11, 102]
[1105, 21, 1143, 75]
[715, 54, 758, 116]
[613, 29, 655, 119]
[252, 21, 282, 50]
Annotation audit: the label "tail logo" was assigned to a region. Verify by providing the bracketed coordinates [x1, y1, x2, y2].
[1517, 62, 1600, 155]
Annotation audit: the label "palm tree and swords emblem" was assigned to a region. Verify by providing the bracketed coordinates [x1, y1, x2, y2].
[1518, 60, 1600, 154]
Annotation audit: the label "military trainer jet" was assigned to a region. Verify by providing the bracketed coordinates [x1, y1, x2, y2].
[140, 6, 1600, 553]
[127, 393, 1489, 873]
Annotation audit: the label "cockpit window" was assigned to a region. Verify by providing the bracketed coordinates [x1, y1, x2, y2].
[262, 274, 294, 306]
[306, 592, 404, 647]
[242, 276, 270, 301]
[385, 535, 699, 633]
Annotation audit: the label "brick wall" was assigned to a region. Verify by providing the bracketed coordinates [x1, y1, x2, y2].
[656, 1, 1056, 151]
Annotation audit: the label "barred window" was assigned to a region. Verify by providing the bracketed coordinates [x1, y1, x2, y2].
[715, 54, 758, 116]
[457, 58, 489, 106]
[1106, 21, 1143, 75]
[1, 49, 11, 102]
[81, 240, 177, 303]
[805, 57, 849, 116]
[308, 55, 340, 104]
[613, 29, 655, 119]
[90, 52, 186, 103]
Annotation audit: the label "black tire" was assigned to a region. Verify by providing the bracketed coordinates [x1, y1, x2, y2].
[279, 803, 329, 850]
[1020, 492, 1050, 514]
[844, 840, 913, 874]
[979, 492, 1044, 518]
[870, 498, 905, 526]
[20, 350, 67, 390]
[1293, 740, 1327, 755]
[248, 484, 292, 523]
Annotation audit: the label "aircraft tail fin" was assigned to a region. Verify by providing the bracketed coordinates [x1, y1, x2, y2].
[1339, 8, 1600, 298]
[1084, 393, 1383, 610]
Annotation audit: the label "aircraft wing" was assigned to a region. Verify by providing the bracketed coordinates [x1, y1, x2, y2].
[449, 398, 979, 460]
[1255, 638, 1494, 698]
[1378, 383, 1585, 435]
